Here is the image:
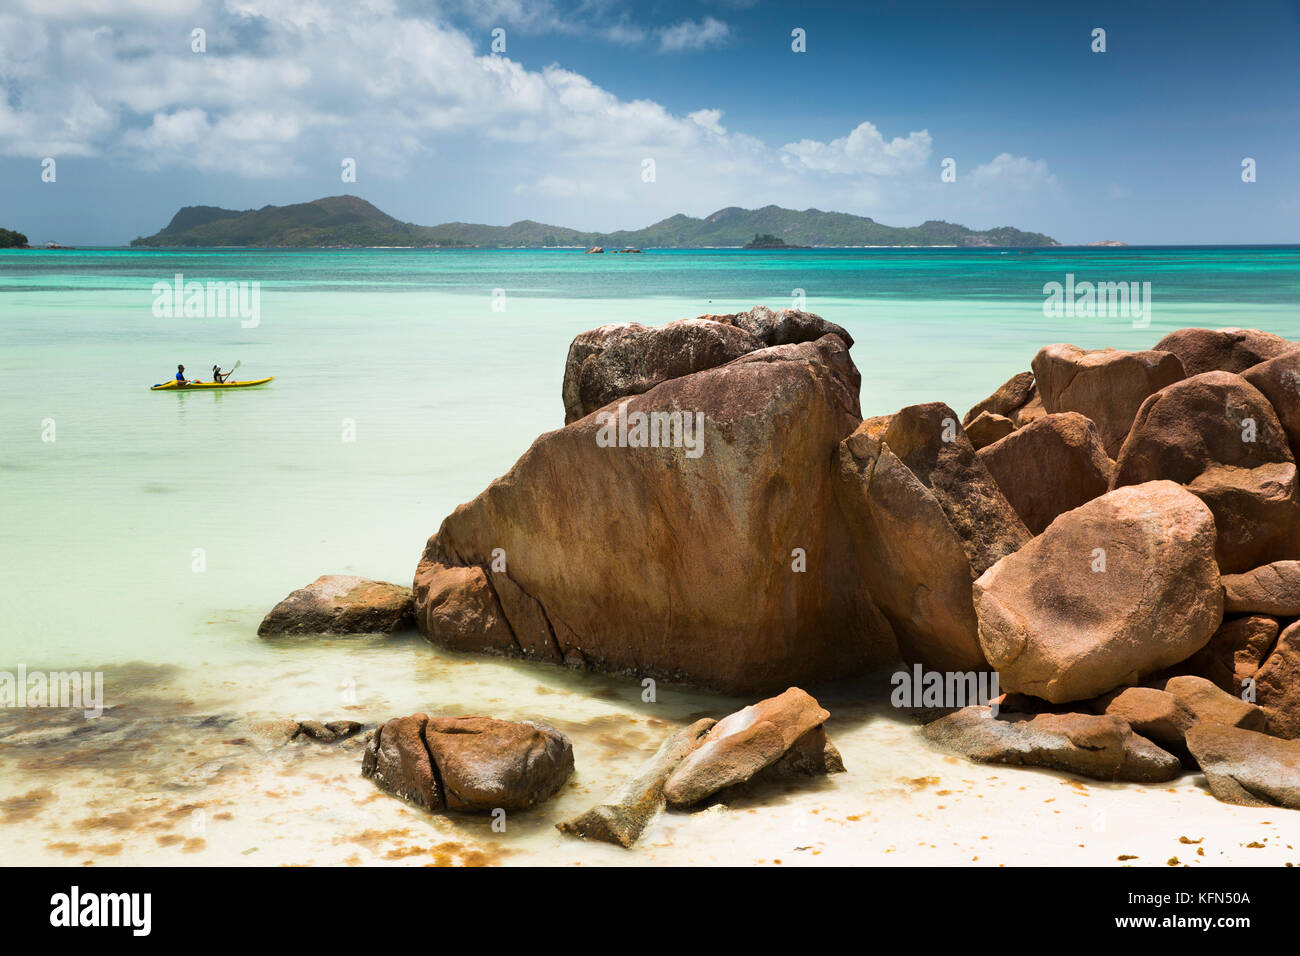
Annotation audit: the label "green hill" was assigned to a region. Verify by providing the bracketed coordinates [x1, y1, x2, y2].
[1, 227, 29, 248]
[131, 196, 1058, 248]
[130, 195, 468, 248]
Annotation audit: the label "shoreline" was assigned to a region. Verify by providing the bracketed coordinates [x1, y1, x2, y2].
[2, 653, 1293, 867]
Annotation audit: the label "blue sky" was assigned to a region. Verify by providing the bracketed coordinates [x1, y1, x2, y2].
[2, 0, 1297, 245]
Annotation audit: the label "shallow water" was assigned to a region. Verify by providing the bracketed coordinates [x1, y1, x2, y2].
[3, 246, 1299, 865]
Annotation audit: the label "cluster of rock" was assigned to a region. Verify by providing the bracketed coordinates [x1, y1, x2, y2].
[260, 312, 1300, 812]
[359, 688, 842, 840]
[402, 315, 1300, 809]
[917, 328, 1300, 808]
[559, 687, 843, 846]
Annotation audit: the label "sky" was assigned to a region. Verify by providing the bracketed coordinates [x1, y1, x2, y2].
[1, 0, 1297, 245]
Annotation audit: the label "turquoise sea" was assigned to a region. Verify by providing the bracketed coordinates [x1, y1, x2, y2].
[2, 245, 1298, 667]
[2, 246, 1299, 865]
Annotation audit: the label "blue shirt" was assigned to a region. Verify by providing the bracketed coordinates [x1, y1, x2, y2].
[175, 371, 185, 381]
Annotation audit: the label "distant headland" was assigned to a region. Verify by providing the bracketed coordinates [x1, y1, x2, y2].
[129, 195, 1060, 249]
[0, 229, 74, 249]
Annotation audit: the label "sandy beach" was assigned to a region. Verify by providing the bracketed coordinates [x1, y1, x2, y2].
[2, 639, 1294, 868]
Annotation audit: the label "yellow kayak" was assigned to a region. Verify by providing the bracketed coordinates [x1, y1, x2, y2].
[151, 377, 274, 391]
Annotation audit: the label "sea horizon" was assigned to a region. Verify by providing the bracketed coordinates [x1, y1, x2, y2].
[12, 242, 1300, 250]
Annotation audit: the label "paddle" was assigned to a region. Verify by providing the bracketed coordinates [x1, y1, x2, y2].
[219, 359, 241, 383]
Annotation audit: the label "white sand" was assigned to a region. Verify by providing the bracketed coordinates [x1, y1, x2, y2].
[1, 641, 1294, 867]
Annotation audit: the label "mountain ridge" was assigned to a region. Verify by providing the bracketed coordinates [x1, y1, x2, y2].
[131, 195, 1060, 248]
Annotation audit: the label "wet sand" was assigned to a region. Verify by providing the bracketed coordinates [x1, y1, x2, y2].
[1, 639, 1294, 867]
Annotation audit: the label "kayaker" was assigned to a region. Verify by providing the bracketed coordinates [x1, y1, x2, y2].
[212, 364, 233, 383]
[175, 364, 193, 385]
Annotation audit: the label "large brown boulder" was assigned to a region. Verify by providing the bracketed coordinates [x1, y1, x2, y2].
[663, 688, 843, 807]
[835, 403, 1030, 672]
[361, 714, 574, 813]
[1243, 350, 1300, 455]
[974, 481, 1222, 703]
[1031, 344, 1185, 456]
[562, 307, 854, 424]
[1153, 327, 1294, 378]
[1163, 675, 1266, 732]
[962, 370, 1036, 426]
[1111, 371, 1300, 572]
[258, 575, 414, 636]
[977, 412, 1114, 534]
[1184, 723, 1300, 809]
[922, 706, 1181, 782]
[1255, 621, 1300, 739]
[1222, 561, 1300, 615]
[1113, 372, 1293, 485]
[416, 329, 893, 694]
[1184, 463, 1300, 574]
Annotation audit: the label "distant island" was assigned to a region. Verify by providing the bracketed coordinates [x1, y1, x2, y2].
[1, 228, 30, 249]
[131, 195, 1059, 249]
[743, 233, 809, 250]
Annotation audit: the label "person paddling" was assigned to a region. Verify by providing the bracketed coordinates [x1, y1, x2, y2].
[212, 364, 234, 383]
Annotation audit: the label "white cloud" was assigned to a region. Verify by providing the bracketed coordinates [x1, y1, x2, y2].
[432, 0, 645, 46]
[602, 20, 646, 45]
[969, 152, 1059, 189]
[439, 0, 576, 38]
[0, 0, 1061, 233]
[123, 107, 307, 177]
[780, 122, 932, 176]
[656, 16, 731, 53]
[687, 108, 726, 136]
[514, 173, 630, 201]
